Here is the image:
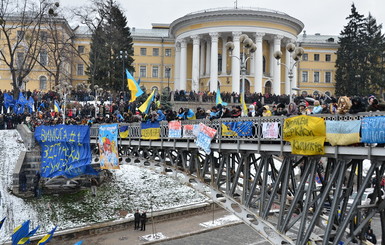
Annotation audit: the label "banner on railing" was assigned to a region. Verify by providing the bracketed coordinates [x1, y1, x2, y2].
[283, 115, 326, 155]
[34, 125, 97, 178]
[168, 121, 182, 138]
[361, 116, 385, 143]
[221, 121, 253, 137]
[183, 124, 199, 138]
[99, 124, 120, 169]
[262, 122, 279, 139]
[141, 121, 160, 140]
[119, 125, 129, 138]
[196, 123, 217, 154]
[326, 120, 361, 146]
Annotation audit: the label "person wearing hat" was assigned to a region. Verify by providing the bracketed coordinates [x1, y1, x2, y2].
[262, 105, 272, 117]
[248, 104, 256, 117]
[312, 100, 323, 114]
[298, 102, 311, 115]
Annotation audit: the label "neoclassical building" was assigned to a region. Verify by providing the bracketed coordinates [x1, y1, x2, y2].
[131, 7, 338, 96]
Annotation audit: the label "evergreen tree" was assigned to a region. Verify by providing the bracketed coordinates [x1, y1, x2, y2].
[87, 0, 134, 92]
[335, 4, 365, 96]
[160, 88, 173, 111]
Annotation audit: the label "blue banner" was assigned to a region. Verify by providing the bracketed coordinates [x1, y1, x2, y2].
[34, 125, 97, 178]
[98, 124, 120, 169]
[222, 121, 253, 137]
[361, 117, 385, 143]
[4, 93, 15, 109]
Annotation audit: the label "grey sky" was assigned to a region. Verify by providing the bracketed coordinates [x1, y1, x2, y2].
[63, 0, 384, 35]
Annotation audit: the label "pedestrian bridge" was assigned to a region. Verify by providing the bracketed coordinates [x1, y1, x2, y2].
[90, 113, 385, 245]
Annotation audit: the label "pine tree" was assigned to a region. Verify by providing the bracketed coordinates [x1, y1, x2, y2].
[335, 4, 365, 96]
[87, 0, 134, 93]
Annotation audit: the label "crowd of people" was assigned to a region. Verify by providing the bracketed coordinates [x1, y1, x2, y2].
[0, 88, 384, 132]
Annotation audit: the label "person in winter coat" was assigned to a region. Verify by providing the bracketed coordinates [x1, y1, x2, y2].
[312, 100, 323, 114]
[140, 211, 147, 231]
[287, 102, 298, 117]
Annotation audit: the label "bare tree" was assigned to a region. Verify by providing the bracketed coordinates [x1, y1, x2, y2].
[0, 0, 56, 94]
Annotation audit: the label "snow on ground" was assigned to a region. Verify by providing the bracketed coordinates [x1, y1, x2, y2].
[0, 130, 207, 243]
[199, 214, 241, 228]
[139, 232, 168, 242]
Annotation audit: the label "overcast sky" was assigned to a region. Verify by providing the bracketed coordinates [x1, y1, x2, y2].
[63, 0, 384, 35]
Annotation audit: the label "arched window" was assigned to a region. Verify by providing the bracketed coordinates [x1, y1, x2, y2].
[264, 81, 272, 94]
[39, 76, 47, 90]
[151, 86, 158, 91]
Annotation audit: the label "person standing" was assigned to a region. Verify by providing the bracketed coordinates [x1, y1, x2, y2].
[140, 211, 147, 231]
[33, 172, 41, 198]
[134, 210, 140, 230]
[366, 228, 377, 244]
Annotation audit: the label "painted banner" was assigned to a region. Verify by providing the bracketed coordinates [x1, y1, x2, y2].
[326, 120, 361, 146]
[262, 122, 279, 139]
[221, 121, 253, 137]
[283, 115, 326, 155]
[34, 125, 97, 178]
[196, 123, 217, 154]
[119, 125, 129, 138]
[98, 124, 120, 169]
[141, 121, 161, 140]
[361, 116, 385, 143]
[168, 121, 182, 138]
[183, 124, 195, 138]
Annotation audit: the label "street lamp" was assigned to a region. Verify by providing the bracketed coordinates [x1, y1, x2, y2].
[55, 81, 72, 124]
[118, 50, 128, 95]
[94, 85, 103, 118]
[273, 43, 304, 103]
[226, 34, 257, 113]
[165, 67, 171, 92]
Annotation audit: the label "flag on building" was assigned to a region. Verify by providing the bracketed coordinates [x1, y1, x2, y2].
[127, 69, 144, 102]
[37, 226, 57, 245]
[138, 89, 155, 114]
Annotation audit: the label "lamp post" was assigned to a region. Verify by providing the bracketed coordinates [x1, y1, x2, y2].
[273, 43, 304, 103]
[55, 81, 72, 124]
[118, 50, 128, 95]
[94, 85, 103, 118]
[225, 34, 257, 112]
[165, 67, 171, 92]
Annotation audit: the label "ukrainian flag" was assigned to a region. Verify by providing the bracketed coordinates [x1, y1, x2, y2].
[0, 217, 6, 230]
[126, 69, 144, 102]
[37, 226, 57, 245]
[12, 220, 30, 245]
[141, 121, 160, 140]
[138, 89, 155, 114]
[54, 101, 61, 113]
[119, 125, 129, 138]
[17, 225, 40, 244]
[216, 85, 227, 106]
[326, 120, 361, 146]
[240, 92, 248, 116]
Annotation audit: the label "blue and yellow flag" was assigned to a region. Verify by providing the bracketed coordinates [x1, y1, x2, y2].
[326, 120, 360, 146]
[54, 101, 61, 113]
[0, 217, 6, 230]
[141, 121, 160, 140]
[12, 220, 30, 245]
[17, 225, 40, 244]
[127, 69, 144, 102]
[240, 92, 247, 116]
[138, 89, 155, 114]
[119, 125, 129, 138]
[37, 226, 57, 245]
[222, 121, 253, 137]
[216, 85, 227, 106]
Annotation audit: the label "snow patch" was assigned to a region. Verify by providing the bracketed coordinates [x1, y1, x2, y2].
[139, 232, 168, 241]
[199, 214, 240, 228]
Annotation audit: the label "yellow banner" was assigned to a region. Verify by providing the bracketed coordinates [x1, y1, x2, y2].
[283, 115, 326, 155]
[141, 128, 160, 140]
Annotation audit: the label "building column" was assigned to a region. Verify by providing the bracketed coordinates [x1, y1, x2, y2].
[191, 35, 200, 92]
[179, 39, 187, 91]
[273, 35, 283, 95]
[254, 32, 264, 93]
[221, 35, 227, 75]
[200, 40, 205, 77]
[285, 40, 292, 96]
[232, 31, 241, 93]
[174, 42, 181, 90]
[210, 32, 219, 92]
[205, 39, 211, 76]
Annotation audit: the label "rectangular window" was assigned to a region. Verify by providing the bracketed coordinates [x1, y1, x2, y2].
[40, 50, 48, 66]
[325, 54, 331, 62]
[78, 45, 85, 54]
[152, 66, 158, 78]
[165, 48, 172, 57]
[140, 65, 147, 77]
[140, 48, 147, 56]
[17, 31, 25, 41]
[314, 54, 320, 61]
[153, 48, 159, 56]
[302, 71, 308, 82]
[314, 71, 320, 82]
[17, 52, 24, 68]
[77, 64, 84, 76]
[325, 72, 331, 83]
[302, 53, 308, 61]
[40, 31, 48, 42]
